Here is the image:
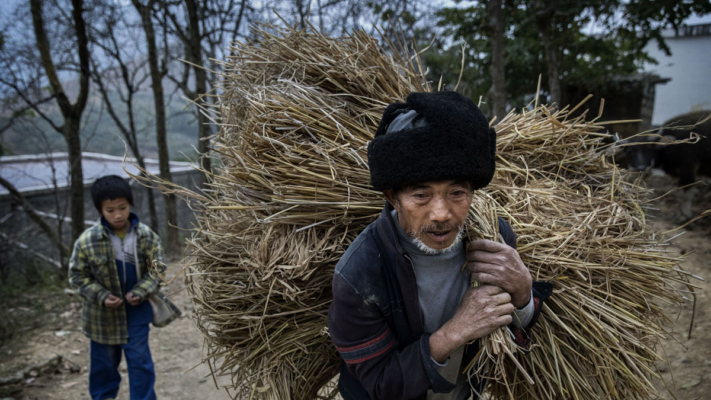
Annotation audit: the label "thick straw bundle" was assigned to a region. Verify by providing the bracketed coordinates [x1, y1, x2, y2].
[171, 22, 696, 400]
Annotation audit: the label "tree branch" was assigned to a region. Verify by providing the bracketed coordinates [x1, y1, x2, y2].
[29, 0, 72, 116]
[165, 61, 197, 99]
[0, 77, 63, 133]
[70, 0, 91, 116]
[0, 175, 70, 259]
[90, 61, 134, 147]
[231, 0, 248, 44]
[0, 94, 58, 135]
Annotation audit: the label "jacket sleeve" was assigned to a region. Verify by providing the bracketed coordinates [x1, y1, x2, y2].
[510, 282, 552, 348]
[131, 228, 166, 299]
[498, 217, 553, 348]
[68, 237, 111, 307]
[327, 274, 456, 400]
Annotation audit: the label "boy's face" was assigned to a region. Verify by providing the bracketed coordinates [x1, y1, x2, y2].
[101, 197, 131, 232]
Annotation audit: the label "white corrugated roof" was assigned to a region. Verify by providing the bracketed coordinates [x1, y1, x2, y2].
[0, 152, 197, 196]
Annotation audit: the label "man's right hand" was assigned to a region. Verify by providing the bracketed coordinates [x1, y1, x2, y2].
[452, 285, 515, 342]
[429, 285, 514, 363]
[104, 294, 123, 308]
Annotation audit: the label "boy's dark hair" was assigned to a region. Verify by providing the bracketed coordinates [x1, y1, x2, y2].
[91, 175, 133, 212]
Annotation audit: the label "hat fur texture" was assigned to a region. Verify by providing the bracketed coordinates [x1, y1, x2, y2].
[367, 91, 496, 191]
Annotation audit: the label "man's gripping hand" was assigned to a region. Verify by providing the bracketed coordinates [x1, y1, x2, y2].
[430, 285, 514, 363]
[467, 239, 532, 308]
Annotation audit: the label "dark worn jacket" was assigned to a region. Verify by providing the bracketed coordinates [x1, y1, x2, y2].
[327, 202, 553, 400]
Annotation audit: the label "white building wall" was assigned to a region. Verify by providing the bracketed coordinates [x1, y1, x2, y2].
[644, 32, 711, 125]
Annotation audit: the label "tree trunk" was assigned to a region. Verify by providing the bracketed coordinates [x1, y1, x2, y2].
[535, 3, 562, 107]
[30, 0, 90, 244]
[49, 158, 69, 271]
[134, 0, 180, 253]
[196, 106, 211, 179]
[295, 0, 308, 29]
[317, 0, 324, 32]
[185, 0, 212, 180]
[64, 118, 86, 243]
[487, 0, 506, 121]
[134, 154, 159, 233]
[144, 176, 159, 232]
[126, 83, 159, 234]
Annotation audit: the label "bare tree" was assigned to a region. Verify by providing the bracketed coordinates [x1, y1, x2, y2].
[131, 0, 180, 253]
[534, 0, 562, 106]
[202, 0, 249, 94]
[487, 0, 507, 120]
[293, 0, 311, 29]
[161, 0, 248, 185]
[184, 0, 212, 177]
[1, 0, 93, 247]
[28, 0, 91, 243]
[90, 3, 160, 232]
[1, 79, 79, 273]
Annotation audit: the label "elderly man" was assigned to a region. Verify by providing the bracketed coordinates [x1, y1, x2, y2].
[327, 92, 552, 400]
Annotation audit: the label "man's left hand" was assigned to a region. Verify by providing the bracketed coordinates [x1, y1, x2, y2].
[125, 292, 143, 306]
[467, 239, 532, 308]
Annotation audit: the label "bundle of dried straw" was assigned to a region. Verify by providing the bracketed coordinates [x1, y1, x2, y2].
[154, 22, 698, 400]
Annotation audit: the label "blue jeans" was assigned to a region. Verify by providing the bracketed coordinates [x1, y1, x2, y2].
[89, 324, 156, 400]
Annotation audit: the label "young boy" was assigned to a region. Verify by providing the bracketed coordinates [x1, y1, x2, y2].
[69, 175, 180, 400]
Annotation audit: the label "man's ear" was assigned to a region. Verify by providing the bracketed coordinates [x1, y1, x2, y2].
[383, 189, 398, 210]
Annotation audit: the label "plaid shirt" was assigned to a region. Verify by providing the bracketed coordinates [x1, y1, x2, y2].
[68, 220, 177, 345]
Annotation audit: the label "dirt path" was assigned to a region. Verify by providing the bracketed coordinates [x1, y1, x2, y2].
[651, 217, 711, 400]
[1, 173, 709, 400]
[1, 280, 231, 400]
[646, 175, 711, 400]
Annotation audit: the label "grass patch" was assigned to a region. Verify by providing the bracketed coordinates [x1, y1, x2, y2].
[0, 256, 71, 348]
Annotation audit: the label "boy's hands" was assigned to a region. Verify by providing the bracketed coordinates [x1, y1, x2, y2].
[104, 294, 123, 308]
[102, 293, 143, 307]
[125, 292, 142, 306]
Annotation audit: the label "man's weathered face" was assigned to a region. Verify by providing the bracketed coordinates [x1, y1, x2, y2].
[385, 180, 473, 252]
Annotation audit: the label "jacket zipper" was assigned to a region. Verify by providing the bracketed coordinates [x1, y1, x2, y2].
[404, 254, 416, 275]
[133, 230, 141, 281]
[122, 236, 127, 290]
[403, 253, 425, 333]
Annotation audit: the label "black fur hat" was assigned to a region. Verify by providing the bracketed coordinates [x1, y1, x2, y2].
[367, 91, 496, 191]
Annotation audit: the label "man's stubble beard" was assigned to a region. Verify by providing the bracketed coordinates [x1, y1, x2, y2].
[406, 225, 466, 255]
